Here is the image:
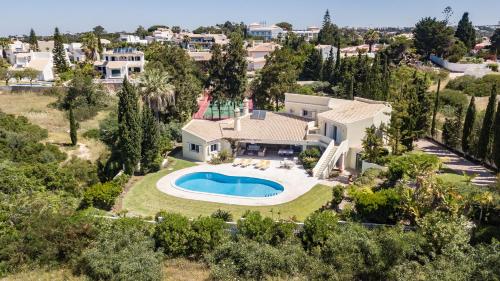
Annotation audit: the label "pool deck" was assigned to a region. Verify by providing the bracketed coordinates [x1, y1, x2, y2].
[156, 160, 319, 206]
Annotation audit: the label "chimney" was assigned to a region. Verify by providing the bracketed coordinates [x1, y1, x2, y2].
[242, 98, 249, 116]
[234, 108, 241, 131]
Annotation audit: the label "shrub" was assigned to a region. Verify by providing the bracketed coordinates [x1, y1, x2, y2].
[208, 240, 313, 280]
[189, 216, 227, 257]
[77, 219, 163, 281]
[81, 175, 128, 210]
[462, 74, 500, 97]
[487, 63, 498, 72]
[301, 211, 337, 251]
[388, 153, 441, 181]
[237, 211, 274, 243]
[439, 89, 468, 110]
[82, 128, 100, 140]
[350, 188, 402, 224]
[211, 209, 233, 222]
[331, 185, 344, 207]
[299, 147, 322, 170]
[446, 75, 476, 91]
[153, 212, 192, 257]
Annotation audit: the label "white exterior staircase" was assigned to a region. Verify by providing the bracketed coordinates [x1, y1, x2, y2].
[312, 140, 349, 179]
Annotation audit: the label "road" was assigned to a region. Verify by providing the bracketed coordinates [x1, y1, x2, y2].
[415, 139, 496, 186]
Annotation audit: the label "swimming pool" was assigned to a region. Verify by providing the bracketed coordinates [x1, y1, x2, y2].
[174, 172, 284, 197]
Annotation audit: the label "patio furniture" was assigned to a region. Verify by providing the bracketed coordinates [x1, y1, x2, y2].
[255, 160, 266, 169]
[241, 159, 252, 167]
[232, 158, 242, 166]
[258, 147, 267, 157]
[278, 149, 294, 156]
[260, 160, 271, 170]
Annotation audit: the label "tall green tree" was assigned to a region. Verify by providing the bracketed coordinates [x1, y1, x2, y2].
[333, 41, 341, 82]
[117, 78, 141, 174]
[493, 101, 500, 169]
[455, 12, 476, 50]
[28, 28, 39, 51]
[52, 27, 69, 73]
[207, 44, 226, 119]
[318, 10, 338, 45]
[69, 106, 78, 145]
[476, 84, 497, 161]
[252, 48, 299, 110]
[413, 17, 454, 59]
[140, 106, 161, 174]
[442, 106, 463, 149]
[139, 68, 175, 119]
[300, 48, 322, 81]
[430, 79, 441, 137]
[363, 29, 380, 53]
[224, 32, 247, 108]
[462, 95, 476, 154]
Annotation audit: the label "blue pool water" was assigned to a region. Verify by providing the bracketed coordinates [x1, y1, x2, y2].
[174, 172, 284, 197]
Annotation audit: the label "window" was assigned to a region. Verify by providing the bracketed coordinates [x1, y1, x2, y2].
[332, 125, 338, 141]
[302, 110, 309, 117]
[190, 143, 200, 153]
[111, 69, 121, 76]
[210, 144, 218, 152]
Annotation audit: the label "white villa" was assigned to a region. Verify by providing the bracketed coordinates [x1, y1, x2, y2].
[146, 28, 174, 43]
[178, 33, 228, 51]
[246, 42, 280, 71]
[248, 23, 285, 40]
[5, 40, 30, 64]
[292, 26, 320, 41]
[316, 45, 338, 61]
[10, 51, 54, 81]
[119, 34, 148, 45]
[182, 93, 391, 178]
[94, 48, 145, 79]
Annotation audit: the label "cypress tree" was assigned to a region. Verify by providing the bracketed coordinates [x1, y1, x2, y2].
[69, 106, 78, 145]
[462, 95, 476, 154]
[301, 48, 322, 81]
[141, 106, 161, 174]
[207, 44, 226, 119]
[493, 101, 500, 169]
[53, 27, 69, 73]
[348, 76, 354, 100]
[322, 47, 334, 82]
[28, 28, 39, 51]
[117, 78, 141, 174]
[476, 84, 497, 161]
[430, 79, 441, 137]
[224, 32, 247, 108]
[442, 106, 463, 149]
[455, 12, 476, 50]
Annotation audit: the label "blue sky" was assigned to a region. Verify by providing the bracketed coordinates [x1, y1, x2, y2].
[1, 0, 499, 36]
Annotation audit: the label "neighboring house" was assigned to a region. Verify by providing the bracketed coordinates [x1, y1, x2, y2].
[119, 34, 148, 45]
[341, 44, 382, 57]
[246, 42, 280, 71]
[178, 33, 228, 51]
[182, 93, 391, 177]
[315, 45, 338, 61]
[146, 28, 174, 43]
[292, 26, 320, 41]
[5, 40, 30, 64]
[187, 51, 212, 62]
[67, 43, 86, 62]
[100, 38, 111, 45]
[94, 48, 145, 79]
[248, 23, 285, 40]
[11, 51, 54, 81]
[38, 40, 72, 63]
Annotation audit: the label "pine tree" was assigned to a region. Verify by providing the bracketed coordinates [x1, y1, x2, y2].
[493, 101, 500, 169]
[430, 79, 441, 137]
[28, 28, 39, 51]
[140, 106, 161, 174]
[207, 44, 226, 119]
[322, 47, 334, 82]
[69, 106, 78, 145]
[318, 10, 337, 45]
[462, 95, 476, 153]
[53, 27, 69, 73]
[301, 48, 322, 81]
[224, 32, 247, 108]
[455, 12, 476, 50]
[117, 78, 141, 174]
[476, 84, 497, 161]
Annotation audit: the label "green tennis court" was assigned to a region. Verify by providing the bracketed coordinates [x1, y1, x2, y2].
[204, 101, 245, 119]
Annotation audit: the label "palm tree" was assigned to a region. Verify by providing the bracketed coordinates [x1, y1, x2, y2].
[81, 32, 100, 61]
[139, 68, 175, 119]
[363, 29, 380, 53]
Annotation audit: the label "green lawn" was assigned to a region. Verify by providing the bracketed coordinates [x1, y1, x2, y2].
[121, 157, 333, 221]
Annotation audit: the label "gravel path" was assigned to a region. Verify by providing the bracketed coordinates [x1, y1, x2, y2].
[415, 139, 496, 186]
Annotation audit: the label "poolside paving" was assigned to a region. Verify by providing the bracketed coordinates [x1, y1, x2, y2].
[415, 139, 496, 186]
[156, 159, 319, 206]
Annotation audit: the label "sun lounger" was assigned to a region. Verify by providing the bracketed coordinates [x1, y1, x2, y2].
[241, 159, 252, 167]
[260, 160, 270, 170]
[232, 158, 242, 166]
[255, 160, 265, 169]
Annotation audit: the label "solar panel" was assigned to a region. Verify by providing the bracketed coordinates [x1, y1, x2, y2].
[251, 110, 267, 120]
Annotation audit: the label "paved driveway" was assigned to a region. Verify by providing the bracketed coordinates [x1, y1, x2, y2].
[415, 139, 496, 186]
